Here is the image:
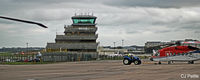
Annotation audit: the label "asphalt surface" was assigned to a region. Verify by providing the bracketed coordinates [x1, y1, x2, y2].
[0, 60, 200, 80]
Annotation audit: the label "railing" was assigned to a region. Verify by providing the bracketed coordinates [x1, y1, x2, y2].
[0, 52, 151, 63]
[0, 52, 98, 62]
[64, 27, 97, 32]
[46, 43, 98, 49]
[56, 35, 98, 40]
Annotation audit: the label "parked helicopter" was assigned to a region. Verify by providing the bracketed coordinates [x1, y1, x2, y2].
[150, 41, 200, 64]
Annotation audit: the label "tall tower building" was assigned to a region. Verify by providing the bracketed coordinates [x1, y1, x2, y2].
[46, 14, 98, 58]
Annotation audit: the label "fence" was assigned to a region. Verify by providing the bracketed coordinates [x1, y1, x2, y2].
[42, 52, 95, 62]
[0, 52, 98, 62]
[0, 53, 140, 63]
[98, 55, 123, 60]
[0, 54, 36, 62]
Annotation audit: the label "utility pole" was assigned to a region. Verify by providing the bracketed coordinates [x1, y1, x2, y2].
[113, 42, 116, 53]
[26, 42, 28, 54]
[113, 42, 116, 49]
[122, 39, 124, 47]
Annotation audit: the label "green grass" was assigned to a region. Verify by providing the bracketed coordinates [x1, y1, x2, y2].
[0, 62, 55, 65]
[0, 52, 13, 56]
[99, 56, 124, 60]
[138, 56, 150, 59]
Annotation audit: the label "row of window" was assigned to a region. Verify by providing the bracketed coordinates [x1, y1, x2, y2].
[155, 52, 192, 56]
[73, 19, 95, 24]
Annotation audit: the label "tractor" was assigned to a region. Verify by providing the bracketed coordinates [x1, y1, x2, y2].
[123, 55, 141, 65]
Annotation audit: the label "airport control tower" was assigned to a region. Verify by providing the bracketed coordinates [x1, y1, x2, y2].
[46, 14, 98, 58]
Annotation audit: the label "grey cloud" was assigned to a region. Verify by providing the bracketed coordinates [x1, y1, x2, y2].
[194, 31, 200, 33]
[126, 30, 140, 34]
[5, 0, 200, 9]
[0, 0, 200, 47]
[0, 20, 15, 24]
[181, 24, 200, 30]
[156, 30, 171, 33]
[11, 0, 87, 3]
[104, 0, 200, 8]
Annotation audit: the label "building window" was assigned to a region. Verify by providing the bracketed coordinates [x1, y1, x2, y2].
[73, 19, 95, 24]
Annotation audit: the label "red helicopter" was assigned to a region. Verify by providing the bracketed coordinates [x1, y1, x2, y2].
[150, 41, 200, 64]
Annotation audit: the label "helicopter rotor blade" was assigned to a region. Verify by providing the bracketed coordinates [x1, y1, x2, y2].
[0, 16, 48, 28]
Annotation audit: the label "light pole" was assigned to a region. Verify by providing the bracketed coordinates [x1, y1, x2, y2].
[113, 42, 116, 53]
[26, 42, 28, 54]
[113, 42, 116, 49]
[122, 39, 124, 47]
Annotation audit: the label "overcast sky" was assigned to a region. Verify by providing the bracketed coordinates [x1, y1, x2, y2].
[0, 0, 200, 48]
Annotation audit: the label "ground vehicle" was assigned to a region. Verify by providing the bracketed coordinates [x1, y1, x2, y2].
[150, 41, 200, 64]
[123, 55, 141, 65]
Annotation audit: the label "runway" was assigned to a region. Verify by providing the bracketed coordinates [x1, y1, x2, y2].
[0, 60, 199, 80]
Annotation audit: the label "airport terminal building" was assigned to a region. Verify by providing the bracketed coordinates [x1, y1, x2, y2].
[46, 14, 98, 58]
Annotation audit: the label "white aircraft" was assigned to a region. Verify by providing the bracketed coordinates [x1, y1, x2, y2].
[150, 41, 200, 64]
